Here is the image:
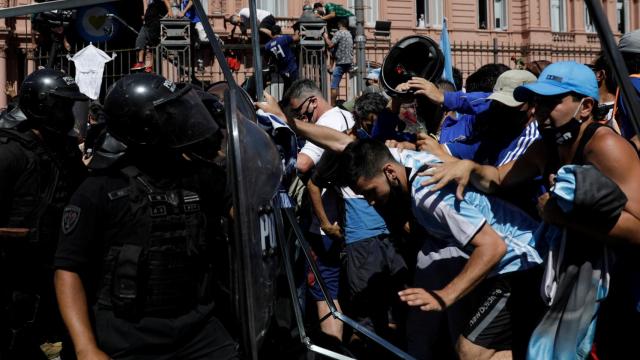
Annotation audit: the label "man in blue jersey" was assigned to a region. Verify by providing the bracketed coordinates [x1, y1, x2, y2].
[255, 93, 546, 360]
[265, 25, 300, 94]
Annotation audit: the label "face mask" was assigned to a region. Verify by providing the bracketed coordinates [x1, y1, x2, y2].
[546, 98, 585, 146]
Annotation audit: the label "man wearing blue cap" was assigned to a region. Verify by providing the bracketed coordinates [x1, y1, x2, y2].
[424, 61, 640, 236]
[423, 61, 640, 357]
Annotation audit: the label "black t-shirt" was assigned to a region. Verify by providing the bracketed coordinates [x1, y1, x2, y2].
[144, 0, 168, 24]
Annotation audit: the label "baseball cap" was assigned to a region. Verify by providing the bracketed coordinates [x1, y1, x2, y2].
[514, 61, 599, 102]
[487, 70, 537, 107]
[618, 29, 640, 54]
[366, 68, 381, 80]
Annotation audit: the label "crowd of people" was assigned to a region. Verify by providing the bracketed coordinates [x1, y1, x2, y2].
[2, 1, 640, 359]
[254, 27, 640, 359]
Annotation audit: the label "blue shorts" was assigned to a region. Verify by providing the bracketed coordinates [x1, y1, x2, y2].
[331, 63, 351, 89]
[306, 234, 341, 301]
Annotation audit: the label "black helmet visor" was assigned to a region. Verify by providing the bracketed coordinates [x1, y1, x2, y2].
[50, 87, 90, 101]
[155, 86, 220, 148]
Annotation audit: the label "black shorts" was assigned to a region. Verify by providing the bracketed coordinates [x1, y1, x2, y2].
[346, 235, 406, 296]
[463, 267, 544, 354]
[345, 235, 407, 331]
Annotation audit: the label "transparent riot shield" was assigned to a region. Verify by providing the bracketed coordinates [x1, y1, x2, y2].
[224, 84, 283, 359]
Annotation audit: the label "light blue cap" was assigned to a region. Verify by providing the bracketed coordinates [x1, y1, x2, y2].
[514, 61, 599, 102]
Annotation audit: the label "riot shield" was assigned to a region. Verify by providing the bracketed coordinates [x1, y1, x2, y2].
[224, 85, 283, 360]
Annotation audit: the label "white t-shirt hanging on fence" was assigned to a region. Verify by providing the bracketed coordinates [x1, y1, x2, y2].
[70, 44, 115, 100]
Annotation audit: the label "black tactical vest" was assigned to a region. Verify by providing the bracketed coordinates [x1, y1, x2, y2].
[0, 128, 78, 248]
[98, 166, 210, 320]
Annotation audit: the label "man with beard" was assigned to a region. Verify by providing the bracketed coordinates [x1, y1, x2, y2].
[256, 94, 546, 360]
[0, 68, 89, 359]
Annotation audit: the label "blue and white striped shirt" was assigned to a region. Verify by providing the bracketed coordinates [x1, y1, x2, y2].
[391, 149, 543, 275]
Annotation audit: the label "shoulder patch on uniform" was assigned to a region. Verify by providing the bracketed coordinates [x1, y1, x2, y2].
[62, 205, 81, 235]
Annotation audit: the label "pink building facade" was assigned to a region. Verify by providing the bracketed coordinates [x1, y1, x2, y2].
[0, 0, 637, 109]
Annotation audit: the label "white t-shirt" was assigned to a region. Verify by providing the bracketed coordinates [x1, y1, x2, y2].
[300, 107, 354, 165]
[70, 44, 114, 100]
[238, 8, 271, 23]
[302, 107, 354, 235]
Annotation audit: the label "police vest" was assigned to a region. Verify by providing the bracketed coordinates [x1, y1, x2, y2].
[0, 128, 76, 247]
[98, 166, 211, 320]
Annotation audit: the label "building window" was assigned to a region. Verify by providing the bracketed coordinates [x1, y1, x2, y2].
[584, 3, 595, 33]
[617, 0, 630, 33]
[348, 0, 379, 25]
[416, 0, 443, 27]
[494, 0, 507, 29]
[477, 0, 506, 30]
[478, 0, 488, 29]
[256, 0, 287, 17]
[550, 0, 566, 32]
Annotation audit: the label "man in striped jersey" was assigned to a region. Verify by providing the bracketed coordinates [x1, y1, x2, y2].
[255, 90, 547, 358]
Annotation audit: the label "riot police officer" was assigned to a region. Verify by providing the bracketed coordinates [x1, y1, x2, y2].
[53, 73, 238, 360]
[0, 68, 89, 359]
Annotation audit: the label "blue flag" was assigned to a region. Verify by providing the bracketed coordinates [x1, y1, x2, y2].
[440, 17, 455, 89]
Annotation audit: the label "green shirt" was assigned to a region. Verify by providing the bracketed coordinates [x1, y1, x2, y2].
[324, 3, 353, 17]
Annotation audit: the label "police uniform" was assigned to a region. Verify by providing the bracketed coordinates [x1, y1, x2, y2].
[54, 73, 237, 360]
[54, 164, 237, 360]
[0, 69, 88, 359]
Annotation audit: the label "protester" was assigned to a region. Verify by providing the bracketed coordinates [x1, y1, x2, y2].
[132, 0, 172, 72]
[265, 25, 300, 94]
[227, 7, 276, 44]
[178, 0, 208, 42]
[323, 18, 353, 106]
[423, 61, 640, 358]
[257, 93, 546, 359]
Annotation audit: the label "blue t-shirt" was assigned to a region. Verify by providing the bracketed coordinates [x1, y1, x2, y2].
[392, 149, 543, 275]
[265, 35, 298, 76]
[446, 120, 540, 166]
[439, 90, 540, 166]
[442, 91, 491, 114]
[341, 187, 389, 244]
[439, 114, 475, 144]
[181, 0, 201, 23]
[438, 91, 490, 160]
[311, 148, 388, 245]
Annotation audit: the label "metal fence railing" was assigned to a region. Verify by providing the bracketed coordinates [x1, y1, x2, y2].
[29, 37, 602, 102]
[451, 39, 602, 80]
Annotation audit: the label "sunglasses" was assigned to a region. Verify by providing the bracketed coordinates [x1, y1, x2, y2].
[291, 96, 315, 120]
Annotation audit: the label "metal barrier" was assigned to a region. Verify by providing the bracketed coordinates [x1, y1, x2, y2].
[450, 39, 602, 79]
[30, 37, 601, 101]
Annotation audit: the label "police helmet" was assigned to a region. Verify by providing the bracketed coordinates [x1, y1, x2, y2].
[381, 35, 444, 98]
[103, 73, 219, 149]
[19, 68, 89, 134]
